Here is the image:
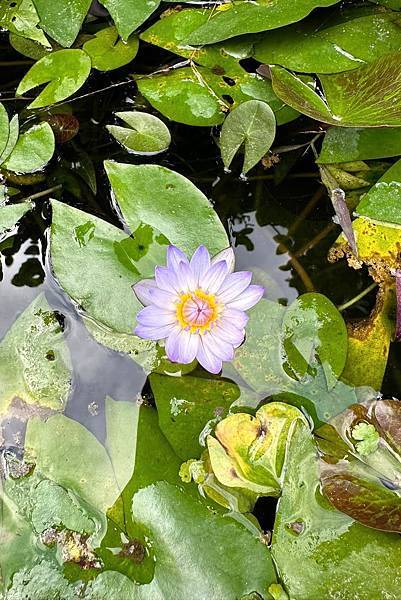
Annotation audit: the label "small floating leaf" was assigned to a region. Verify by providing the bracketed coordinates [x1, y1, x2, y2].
[220, 100, 276, 174]
[43, 113, 79, 144]
[0, 0, 50, 46]
[2, 122, 54, 174]
[83, 26, 139, 71]
[107, 111, 171, 155]
[16, 49, 91, 109]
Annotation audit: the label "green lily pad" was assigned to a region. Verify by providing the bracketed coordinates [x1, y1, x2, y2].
[99, 0, 161, 41]
[185, 0, 340, 45]
[83, 27, 139, 71]
[25, 397, 137, 514]
[254, 13, 401, 74]
[0, 0, 50, 47]
[106, 111, 171, 154]
[32, 0, 91, 47]
[272, 420, 401, 599]
[149, 373, 241, 460]
[127, 482, 275, 598]
[50, 198, 164, 336]
[0, 115, 20, 166]
[319, 127, 401, 163]
[220, 100, 276, 174]
[104, 161, 228, 257]
[16, 49, 91, 109]
[2, 122, 54, 174]
[10, 32, 52, 59]
[356, 181, 401, 227]
[282, 292, 348, 388]
[272, 53, 401, 126]
[0, 202, 30, 235]
[0, 294, 71, 417]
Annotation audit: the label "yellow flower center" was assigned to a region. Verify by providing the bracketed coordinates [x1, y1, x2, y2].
[176, 289, 220, 334]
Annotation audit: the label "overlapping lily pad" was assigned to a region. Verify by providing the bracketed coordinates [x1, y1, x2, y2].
[0, 294, 71, 417]
[184, 0, 340, 45]
[271, 53, 401, 126]
[83, 27, 139, 71]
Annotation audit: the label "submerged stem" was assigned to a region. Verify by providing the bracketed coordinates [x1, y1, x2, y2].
[19, 184, 62, 203]
[338, 283, 378, 312]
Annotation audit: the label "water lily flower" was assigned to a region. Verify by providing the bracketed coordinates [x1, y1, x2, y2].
[133, 245, 264, 374]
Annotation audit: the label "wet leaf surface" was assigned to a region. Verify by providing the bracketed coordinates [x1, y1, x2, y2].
[83, 27, 139, 71]
[107, 111, 170, 154]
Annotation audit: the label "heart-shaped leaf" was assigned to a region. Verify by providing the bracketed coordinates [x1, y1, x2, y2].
[255, 13, 401, 74]
[16, 49, 91, 109]
[220, 100, 276, 174]
[83, 26, 139, 71]
[106, 111, 171, 154]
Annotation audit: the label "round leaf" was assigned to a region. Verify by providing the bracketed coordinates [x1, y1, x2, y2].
[106, 111, 171, 154]
[220, 99, 276, 174]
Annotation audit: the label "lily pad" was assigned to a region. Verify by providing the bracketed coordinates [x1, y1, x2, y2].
[0, 0, 50, 47]
[319, 127, 401, 163]
[104, 161, 228, 257]
[220, 100, 276, 174]
[207, 402, 308, 497]
[2, 122, 54, 174]
[32, 0, 91, 47]
[271, 53, 401, 126]
[149, 373, 241, 460]
[16, 49, 91, 109]
[138, 14, 298, 127]
[230, 297, 354, 424]
[185, 0, 340, 45]
[0, 294, 71, 417]
[25, 397, 137, 513]
[0, 202, 30, 235]
[106, 111, 171, 154]
[99, 0, 161, 41]
[128, 482, 276, 599]
[342, 285, 395, 390]
[356, 181, 401, 227]
[83, 27, 139, 71]
[50, 198, 165, 335]
[254, 13, 401, 74]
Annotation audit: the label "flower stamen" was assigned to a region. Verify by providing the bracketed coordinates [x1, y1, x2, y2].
[176, 289, 221, 334]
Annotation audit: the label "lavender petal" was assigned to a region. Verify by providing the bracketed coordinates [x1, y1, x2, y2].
[203, 331, 234, 361]
[135, 323, 175, 341]
[211, 247, 235, 273]
[167, 245, 188, 272]
[136, 305, 176, 327]
[196, 338, 223, 374]
[221, 308, 249, 329]
[132, 279, 157, 306]
[190, 245, 210, 285]
[226, 285, 264, 311]
[148, 287, 176, 310]
[202, 260, 229, 294]
[155, 266, 179, 294]
[217, 271, 252, 303]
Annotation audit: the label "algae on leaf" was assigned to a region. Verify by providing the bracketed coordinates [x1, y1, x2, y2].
[0, 294, 71, 417]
